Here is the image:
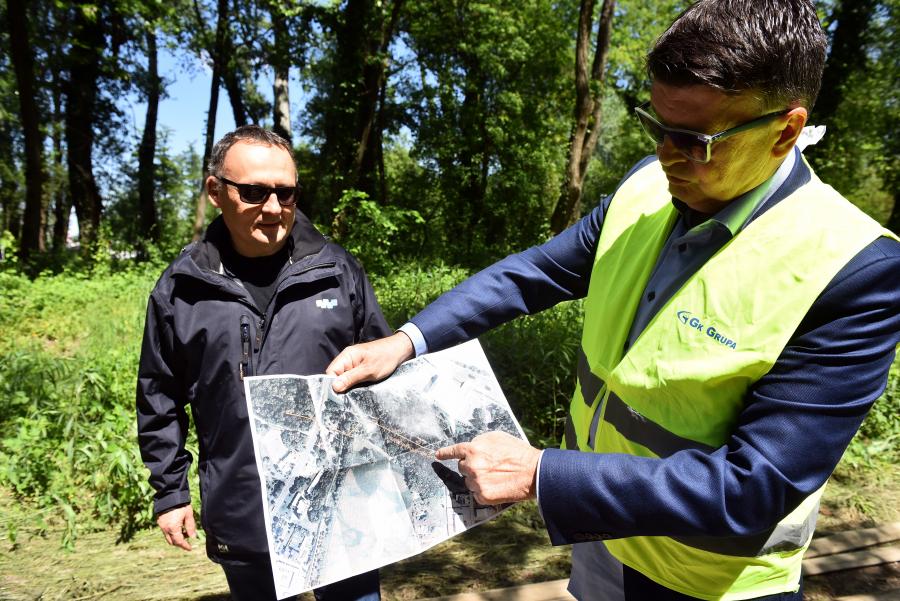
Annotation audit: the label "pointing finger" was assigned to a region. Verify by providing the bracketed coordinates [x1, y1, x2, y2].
[436, 443, 469, 461]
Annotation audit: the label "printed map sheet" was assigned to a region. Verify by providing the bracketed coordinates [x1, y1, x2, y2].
[243, 340, 525, 599]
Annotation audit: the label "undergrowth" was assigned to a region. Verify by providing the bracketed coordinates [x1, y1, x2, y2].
[0, 263, 897, 550]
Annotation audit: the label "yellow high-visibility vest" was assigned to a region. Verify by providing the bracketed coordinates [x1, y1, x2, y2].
[564, 158, 896, 600]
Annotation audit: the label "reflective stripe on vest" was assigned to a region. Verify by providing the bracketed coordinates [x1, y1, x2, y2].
[566, 158, 897, 600]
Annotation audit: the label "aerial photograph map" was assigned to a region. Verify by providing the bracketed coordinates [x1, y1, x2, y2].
[243, 340, 526, 599]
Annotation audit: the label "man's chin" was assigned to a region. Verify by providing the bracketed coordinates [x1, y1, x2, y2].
[249, 229, 288, 251]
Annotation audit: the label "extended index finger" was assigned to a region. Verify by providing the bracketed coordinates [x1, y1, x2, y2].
[435, 442, 469, 461]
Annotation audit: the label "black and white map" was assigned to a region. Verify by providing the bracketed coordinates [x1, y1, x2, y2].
[243, 340, 525, 599]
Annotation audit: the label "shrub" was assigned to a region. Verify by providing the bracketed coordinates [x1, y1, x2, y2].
[0, 266, 174, 545]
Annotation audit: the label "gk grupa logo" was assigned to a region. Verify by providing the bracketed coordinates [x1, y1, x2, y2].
[676, 310, 738, 350]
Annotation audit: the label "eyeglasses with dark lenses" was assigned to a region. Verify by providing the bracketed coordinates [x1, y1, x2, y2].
[216, 176, 298, 206]
[634, 102, 791, 164]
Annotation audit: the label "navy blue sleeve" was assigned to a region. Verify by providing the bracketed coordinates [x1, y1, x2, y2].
[410, 200, 607, 352]
[538, 236, 900, 543]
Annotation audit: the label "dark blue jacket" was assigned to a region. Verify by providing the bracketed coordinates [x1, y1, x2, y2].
[136, 214, 391, 562]
[410, 155, 900, 545]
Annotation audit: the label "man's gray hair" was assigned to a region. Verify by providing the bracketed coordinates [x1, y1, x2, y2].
[207, 125, 294, 176]
[647, 0, 828, 111]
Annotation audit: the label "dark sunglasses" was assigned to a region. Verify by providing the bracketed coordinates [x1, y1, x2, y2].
[216, 176, 298, 206]
[634, 102, 791, 164]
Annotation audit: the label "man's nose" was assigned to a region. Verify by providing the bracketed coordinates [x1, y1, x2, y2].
[261, 192, 283, 213]
[656, 136, 687, 167]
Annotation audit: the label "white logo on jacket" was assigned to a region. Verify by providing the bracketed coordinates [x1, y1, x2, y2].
[316, 298, 338, 309]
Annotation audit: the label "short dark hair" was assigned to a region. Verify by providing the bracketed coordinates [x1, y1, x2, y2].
[208, 125, 294, 176]
[647, 0, 827, 110]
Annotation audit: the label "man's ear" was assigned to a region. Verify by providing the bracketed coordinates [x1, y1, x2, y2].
[772, 107, 808, 159]
[206, 175, 222, 208]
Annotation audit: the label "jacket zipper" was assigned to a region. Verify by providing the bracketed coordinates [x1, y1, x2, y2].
[256, 315, 265, 352]
[239, 315, 252, 380]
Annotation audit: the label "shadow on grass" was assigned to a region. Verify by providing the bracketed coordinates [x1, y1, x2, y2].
[381, 502, 571, 599]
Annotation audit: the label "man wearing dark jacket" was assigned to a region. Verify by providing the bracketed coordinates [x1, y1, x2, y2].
[137, 126, 389, 600]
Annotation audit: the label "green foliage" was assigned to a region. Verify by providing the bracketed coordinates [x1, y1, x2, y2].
[104, 135, 202, 261]
[0, 230, 18, 266]
[582, 89, 654, 202]
[389, 0, 574, 264]
[330, 189, 425, 274]
[480, 303, 582, 448]
[843, 360, 900, 469]
[804, 0, 899, 226]
[0, 267, 173, 546]
[369, 262, 470, 326]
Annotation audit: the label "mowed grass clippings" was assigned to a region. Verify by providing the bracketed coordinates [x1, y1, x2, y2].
[818, 460, 900, 533]
[382, 503, 571, 600]
[1, 494, 566, 601]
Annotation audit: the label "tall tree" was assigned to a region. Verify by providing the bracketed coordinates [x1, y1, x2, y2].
[137, 26, 161, 245]
[5, 0, 46, 258]
[403, 0, 573, 261]
[550, 0, 615, 234]
[50, 66, 70, 251]
[319, 0, 404, 214]
[0, 105, 20, 241]
[804, 0, 898, 226]
[192, 0, 228, 240]
[271, 8, 292, 142]
[351, 0, 403, 196]
[814, 0, 877, 128]
[63, 1, 105, 248]
[220, 0, 269, 128]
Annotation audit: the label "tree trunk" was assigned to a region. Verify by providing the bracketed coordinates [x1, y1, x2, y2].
[64, 1, 104, 249]
[324, 0, 401, 212]
[455, 58, 489, 257]
[550, 0, 615, 234]
[6, 0, 46, 259]
[51, 72, 71, 251]
[192, 0, 228, 241]
[138, 28, 161, 246]
[324, 0, 371, 207]
[204, 0, 247, 128]
[192, 63, 221, 241]
[814, 0, 876, 126]
[272, 10, 292, 142]
[351, 0, 403, 200]
[0, 125, 19, 241]
[222, 60, 249, 127]
[376, 75, 388, 203]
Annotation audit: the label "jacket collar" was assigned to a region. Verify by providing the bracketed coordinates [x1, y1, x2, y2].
[187, 211, 328, 273]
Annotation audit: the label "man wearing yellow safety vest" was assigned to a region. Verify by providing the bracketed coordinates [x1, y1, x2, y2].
[326, 0, 900, 599]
